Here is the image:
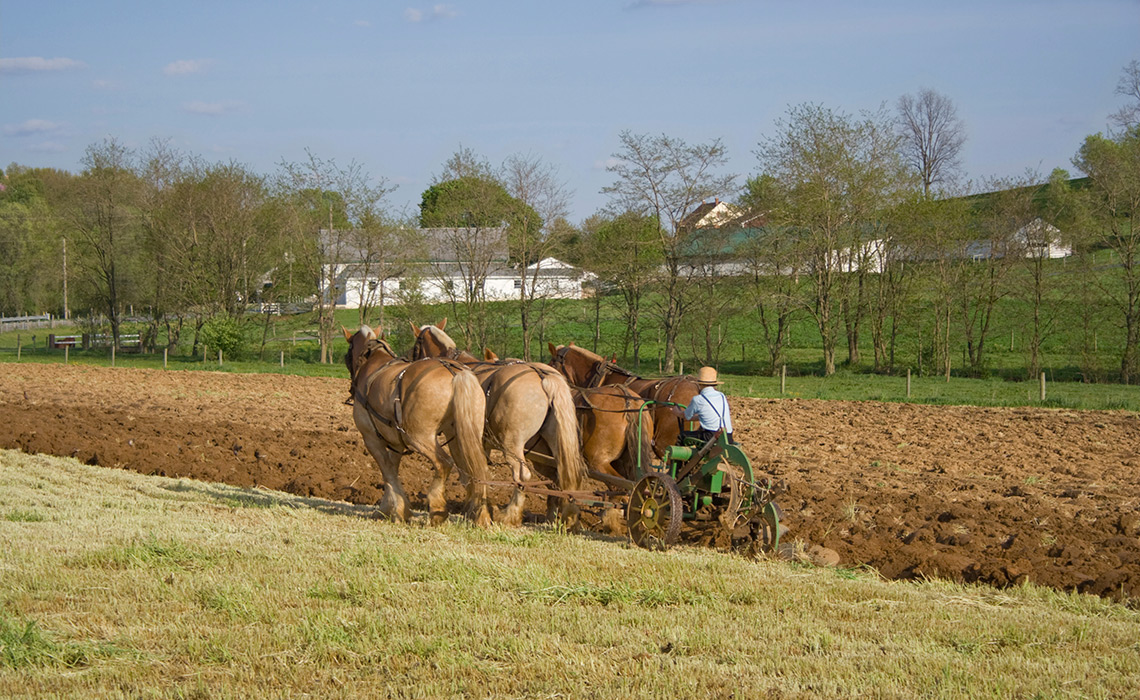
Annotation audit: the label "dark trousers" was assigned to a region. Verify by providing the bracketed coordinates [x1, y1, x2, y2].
[680, 429, 734, 445]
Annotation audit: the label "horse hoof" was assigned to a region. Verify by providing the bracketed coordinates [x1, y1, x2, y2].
[429, 510, 449, 526]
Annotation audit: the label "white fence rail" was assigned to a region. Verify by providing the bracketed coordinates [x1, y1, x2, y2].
[1, 314, 54, 331]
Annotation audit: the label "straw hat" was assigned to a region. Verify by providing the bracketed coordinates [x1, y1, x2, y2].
[696, 366, 721, 385]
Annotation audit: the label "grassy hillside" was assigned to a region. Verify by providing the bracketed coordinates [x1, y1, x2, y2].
[1, 449, 1138, 698]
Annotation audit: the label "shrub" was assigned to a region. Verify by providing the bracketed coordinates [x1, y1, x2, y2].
[200, 316, 246, 359]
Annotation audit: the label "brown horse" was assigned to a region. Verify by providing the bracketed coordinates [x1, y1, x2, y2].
[572, 384, 655, 485]
[343, 325, 493, 527]
[548, 343, 700, 456]
[477, 347, 655, 486]
[410, 321, 586, 527]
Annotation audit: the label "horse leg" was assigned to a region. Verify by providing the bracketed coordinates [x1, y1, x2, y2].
[425, 444, 455, 526]
[368, 442, 409, 522]
[540, 423, 581, 530]
[496, 443, 532, 528]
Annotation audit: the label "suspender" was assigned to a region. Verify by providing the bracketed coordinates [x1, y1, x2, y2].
[697, 392, 728, 430]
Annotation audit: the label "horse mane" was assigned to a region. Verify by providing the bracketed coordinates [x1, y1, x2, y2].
[421, 325, 456, 350]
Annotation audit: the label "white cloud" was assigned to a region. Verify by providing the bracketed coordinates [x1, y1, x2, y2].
[404, 4, 456, 22]
[594, 157, 622, 170]
[92, 79, 118, 90]
[183, 100, 243, 116]
[0, 56, 84, 74]
[3, 119, 63, 137]
[163, 59, 210, 76]
[354, 19, 371, 27]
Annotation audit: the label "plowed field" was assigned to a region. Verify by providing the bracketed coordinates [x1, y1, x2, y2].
[4, 363, 1139, 600]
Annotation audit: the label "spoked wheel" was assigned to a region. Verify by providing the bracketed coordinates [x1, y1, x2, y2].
[627, 472, 683, 550]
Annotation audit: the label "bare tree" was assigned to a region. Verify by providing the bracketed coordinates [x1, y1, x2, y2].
[957, 174, 1039, 376]
[897, 88, 967, 199]
[603, 131, 736, 373]
[501, 153, 570, 360]
[278, 151, 394, 363]
[1111, 59, 1140, 134]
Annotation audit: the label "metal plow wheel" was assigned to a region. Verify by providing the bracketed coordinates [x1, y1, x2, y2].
[735, 500, 783, 559]
[627, 472, 683, 550]
[713, 461, 782, 557]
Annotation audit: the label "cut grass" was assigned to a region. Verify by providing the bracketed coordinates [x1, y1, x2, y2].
[1, 448, 1139, 697]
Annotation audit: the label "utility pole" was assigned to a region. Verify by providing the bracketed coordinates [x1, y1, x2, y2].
[62, 237, 70, 320]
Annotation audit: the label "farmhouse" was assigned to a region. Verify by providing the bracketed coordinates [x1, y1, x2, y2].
[319, 228, 593, 309]
[678, 199, 1071, 275]
[965, 218, 1072, 261]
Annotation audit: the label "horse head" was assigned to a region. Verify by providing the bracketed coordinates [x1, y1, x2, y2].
[548, 342, 613, 387]
[343, 324, 394, 383]
[410, 319, 458, 360]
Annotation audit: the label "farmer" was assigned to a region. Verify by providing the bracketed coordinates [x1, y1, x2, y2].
[681, 366, 735, 444]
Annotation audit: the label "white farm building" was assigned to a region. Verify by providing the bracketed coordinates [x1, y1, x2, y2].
[320, 228, 593, 309]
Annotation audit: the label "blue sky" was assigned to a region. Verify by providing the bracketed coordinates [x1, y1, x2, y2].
[2, 1, 1137, 222]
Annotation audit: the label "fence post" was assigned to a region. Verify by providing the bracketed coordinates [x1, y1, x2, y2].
[280, 350, 284, 368]
[203, 345, 207, 363]
[16, 335, 20, 361]
[1040, 372, 1046, 402]
[780, 364, 786, 395]
[218, 349, 223, 366]
[65, 345, 69, 364]
[907, 368, 912, 399]
[163, 347, 168, 369]
[111, 345, 116, 367]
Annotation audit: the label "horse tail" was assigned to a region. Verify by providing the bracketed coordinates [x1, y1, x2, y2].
[541, 372, 588, 491]
[450, 369, 490, 485]
[622, 400, 654, 479]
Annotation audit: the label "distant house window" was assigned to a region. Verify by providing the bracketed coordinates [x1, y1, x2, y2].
[368, 281, 378, 291]
[513, 279, 522, 290]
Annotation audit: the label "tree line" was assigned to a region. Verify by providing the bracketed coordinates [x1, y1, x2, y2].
[1, 62, 1138, 381]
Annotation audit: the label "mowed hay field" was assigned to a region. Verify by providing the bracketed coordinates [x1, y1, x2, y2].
[2, 449, 1139, 699]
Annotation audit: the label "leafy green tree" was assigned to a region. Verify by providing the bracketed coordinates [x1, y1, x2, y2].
[1073, 130, 1140, 381]
[756, 104, 911, 375]
[579, 211, 662, 365]
[603, 131, 736, 373]
[66, 139, 144, 346]
[0, 167, 66, 316]
[418, 148, 541, 352]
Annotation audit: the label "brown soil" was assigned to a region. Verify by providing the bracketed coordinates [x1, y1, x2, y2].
[4, 363, 1139, 600]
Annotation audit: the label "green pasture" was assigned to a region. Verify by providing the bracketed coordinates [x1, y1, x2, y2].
[2, 449, 1138, 698]
[3, 251, 1138, 411]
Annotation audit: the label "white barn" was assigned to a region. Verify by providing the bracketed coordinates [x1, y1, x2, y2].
[320, 228, 593, 309]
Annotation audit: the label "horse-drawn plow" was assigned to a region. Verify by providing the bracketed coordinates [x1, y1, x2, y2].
[347, 321, 783, 558]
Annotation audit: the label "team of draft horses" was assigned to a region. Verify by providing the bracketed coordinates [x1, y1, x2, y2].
[343, 319, 722, 531]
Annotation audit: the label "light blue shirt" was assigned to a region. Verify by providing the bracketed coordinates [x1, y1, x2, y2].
[683, 386, 733, 434]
